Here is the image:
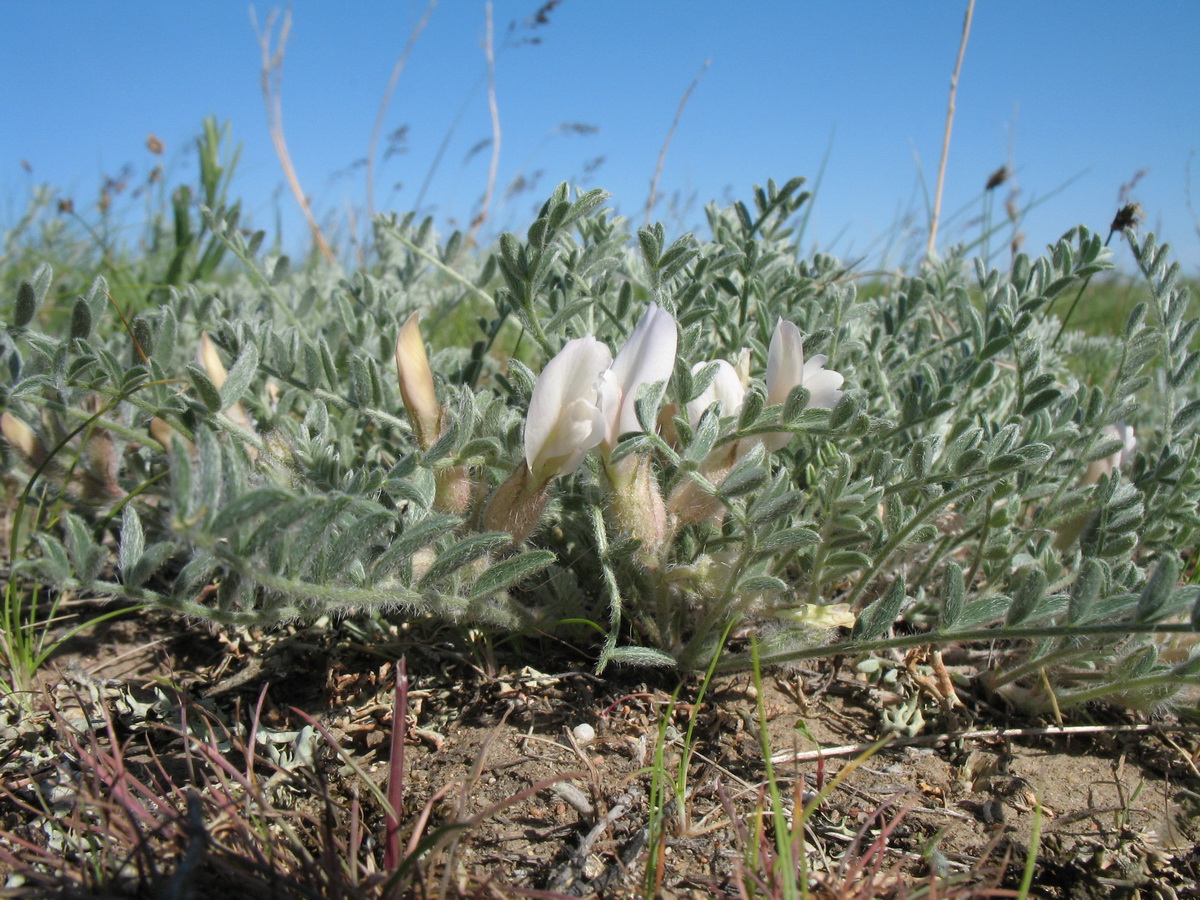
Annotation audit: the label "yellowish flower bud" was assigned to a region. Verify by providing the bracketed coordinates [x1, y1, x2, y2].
[1, 412, 44, 464]
[198, 332, 257, 457]
[395, 311, 444, 451]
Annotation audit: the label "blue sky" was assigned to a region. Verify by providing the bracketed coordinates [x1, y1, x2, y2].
[4, 2, 1199, 271]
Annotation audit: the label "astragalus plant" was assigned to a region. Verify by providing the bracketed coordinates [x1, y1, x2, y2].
[2, 178, 1198, 709]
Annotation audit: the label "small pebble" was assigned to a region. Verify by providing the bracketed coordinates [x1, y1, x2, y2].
[572, 722, 596, 745]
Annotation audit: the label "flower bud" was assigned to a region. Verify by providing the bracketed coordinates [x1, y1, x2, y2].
[606, 453, 669, 567]
[484, 463, 550, 543]
[198, 332, 257, 459]
[1, 412, 45, 465]
[395, 311, 444, 451]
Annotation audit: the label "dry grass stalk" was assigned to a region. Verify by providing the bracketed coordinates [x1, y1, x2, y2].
[252, 7, 336, 264]
[366, 1, 439, 225]
[926, 0, 976, 260]
[468, 2, 502, 246]
[645, 58, 711, 228]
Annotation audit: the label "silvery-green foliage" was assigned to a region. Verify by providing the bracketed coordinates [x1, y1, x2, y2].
[2, 178, 1198, 710]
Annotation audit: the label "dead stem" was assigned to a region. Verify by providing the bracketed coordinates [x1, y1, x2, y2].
[468, 2, 501, 246]
[926, 0, 975, 260]
[251, 8, 336, 264]
[772, 721, 1200, 765]
[366, 1, 438, 225]
[645, 58, 710, 228]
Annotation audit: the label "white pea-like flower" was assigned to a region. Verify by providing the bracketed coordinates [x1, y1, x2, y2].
[524, 336, 612, 486]
[762, 318, 844, 452]
[685, 359, 746, 427]
[597, 303, 678, 454]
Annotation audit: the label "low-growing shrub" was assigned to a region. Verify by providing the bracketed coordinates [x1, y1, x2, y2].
[3, 178, 1198, 710]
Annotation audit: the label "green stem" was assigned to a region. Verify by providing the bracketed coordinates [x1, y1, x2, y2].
[989, 641, 1115, 690]
[256, 361, 410, 431]
[1016, 796, 1043, 900]
[202, 207, 301, 329]
[722, 621, 1198, 672]
[591, 501, 625, 674]
[752, 639, 799, 900]
[844, 473, 1007, 609]
[384, 222, 499, 311]
[1052, 670, 1197, 708]
[1049, 276, 1092, 349]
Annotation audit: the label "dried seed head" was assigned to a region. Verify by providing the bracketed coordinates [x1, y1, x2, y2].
[1005, 189, 1020, 222]
[985, 165, 1010, 191]
[1109, 202, 1145, 236]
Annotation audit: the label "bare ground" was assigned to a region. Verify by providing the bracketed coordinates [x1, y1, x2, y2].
[2, 607, 1198, 898]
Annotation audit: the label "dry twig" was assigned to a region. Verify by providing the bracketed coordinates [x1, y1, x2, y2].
[772, 721, 1200, 765]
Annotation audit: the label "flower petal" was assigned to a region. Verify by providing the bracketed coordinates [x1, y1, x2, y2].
[525, 336, 611, 481]
[803, 368, 845, 410]
[686, 359, 745, 427]
[766, 318, 805, 406]
[603, 303, 678, 447]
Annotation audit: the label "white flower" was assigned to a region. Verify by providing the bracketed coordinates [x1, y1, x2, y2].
[524, 336, 612, 485]
[669, 358, 749, 526]
[598, 303, 678, 453]
[763, 318, 845, 452]
[685, 359, 746, 427]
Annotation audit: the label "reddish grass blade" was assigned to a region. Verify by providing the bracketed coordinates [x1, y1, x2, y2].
[383, 656, 408, 874]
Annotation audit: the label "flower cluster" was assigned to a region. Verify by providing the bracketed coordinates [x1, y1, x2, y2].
[394, 304, 846, 557]
[483, 303, 677, 545]
[671, 318, 845, 525]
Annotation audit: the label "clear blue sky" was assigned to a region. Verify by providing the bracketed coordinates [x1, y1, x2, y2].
[4, 2, 1199, 271]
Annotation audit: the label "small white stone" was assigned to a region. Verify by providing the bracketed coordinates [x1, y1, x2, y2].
[572, 722, 596, 745]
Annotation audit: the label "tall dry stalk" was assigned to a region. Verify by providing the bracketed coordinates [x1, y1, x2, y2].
[251, 8, 336, 264]
[645, 58, 711, 228]
[926, 0, 976, 260]
[366, 1, 438, 225]
[468, 2, 501, 246]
